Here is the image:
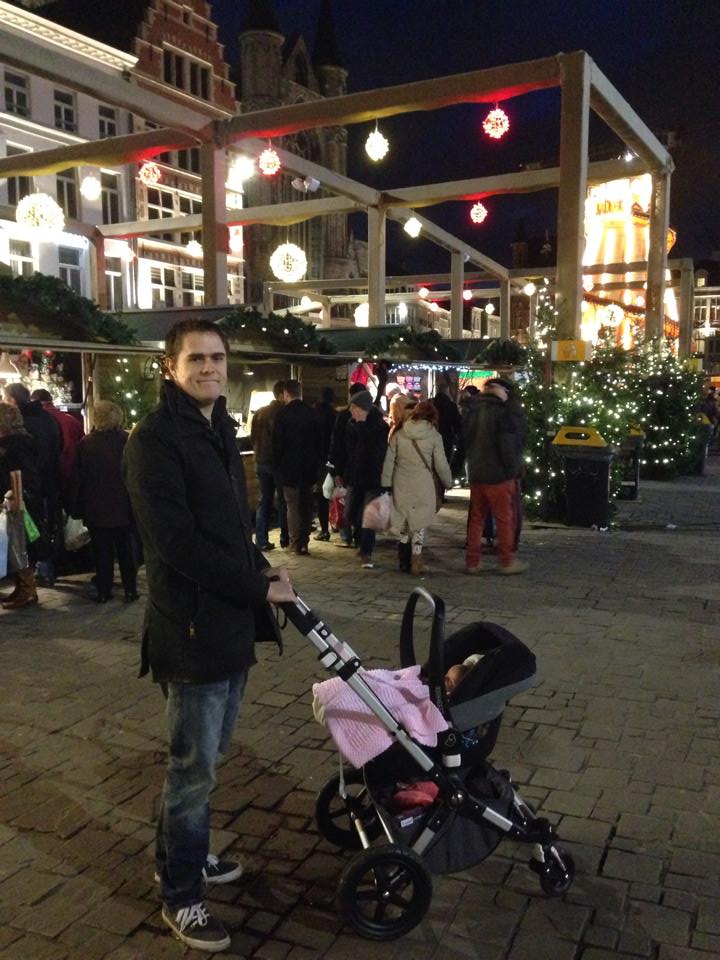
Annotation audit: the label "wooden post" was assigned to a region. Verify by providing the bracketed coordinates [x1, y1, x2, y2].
[500, 279, 511, 339]
[201, 143, 228, 307]
[678, 260, 695, 359]
[450, 251, 464, 339]
[263, 283, 275, 316]
[645, 172, 671, 341]
[555, 52, 590, 340]
[367, 206, 386, 327]
[528, 291, 537, 340]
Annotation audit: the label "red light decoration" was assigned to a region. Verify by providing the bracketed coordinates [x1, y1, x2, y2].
[483, 107, 510, 140]
[469, 202, 488, 224]
[258, 147, 281, 176]
[139, 161, 161, 186]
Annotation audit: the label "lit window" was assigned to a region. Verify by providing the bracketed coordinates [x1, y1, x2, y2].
[105, 256, 123, 311]
[101, 172, 121, 224]
[5, 71, 29, 117]
[58, 246, 82, 294]
[9, 238, 33, 278]
[54, 89, 76, 133]
[181, 270, 204, 306]
[150, 265, 176, 307]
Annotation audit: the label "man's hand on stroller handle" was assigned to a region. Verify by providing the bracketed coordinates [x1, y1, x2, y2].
[265, 567, 296, 605]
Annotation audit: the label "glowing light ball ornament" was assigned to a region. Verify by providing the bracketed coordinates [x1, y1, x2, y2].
[365, 124, 389, 162]
[269, 242, 307, 282]
[186, 240, 203, 258]
[300, 295, 313, 309]
[16, 193, 65, 237]
[523, 282, 537, 297]
[80, 175, 101, 202]
[354, 302, 369, 327]
[417, 287, 429, 299]
[484, 302, 495, 315]
[470, 202, 488, 224]
[397, 301, 408, 319]
[139, 161, 161, 186]
[483, 106, 510, 140]
[258, 146, 281, 177]
[463, 289, 473, 301]
[404, 216, 422, 238]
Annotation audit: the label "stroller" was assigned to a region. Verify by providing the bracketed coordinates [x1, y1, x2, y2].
[283, 587, 575, 941]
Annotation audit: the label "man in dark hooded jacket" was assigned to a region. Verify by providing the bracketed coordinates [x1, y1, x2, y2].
[463, 380, 527, 575]
[344, 390, 389, 568]
[123, 319, 295, 953]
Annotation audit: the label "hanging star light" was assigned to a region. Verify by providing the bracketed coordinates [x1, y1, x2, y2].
[269, 242, 308, 282]
[16, 193, 65, 236]
[80, 175, 101, 202]
[365, 124, 389, 162]
[483, 106, 510, 140]
[139, 161, 161, 186]
[469, 202, 488, 224]
[258, 146, 281, 176]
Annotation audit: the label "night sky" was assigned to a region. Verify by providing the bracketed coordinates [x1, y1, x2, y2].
[211, 0, 720, 272]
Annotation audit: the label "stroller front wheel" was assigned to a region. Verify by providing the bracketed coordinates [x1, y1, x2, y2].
[315, 769, 381, 850]
[338, 844, 432, 941]
[536, 849, 575, 897]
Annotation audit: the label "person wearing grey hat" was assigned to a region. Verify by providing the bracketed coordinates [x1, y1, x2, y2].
[349, 390, 373, 412]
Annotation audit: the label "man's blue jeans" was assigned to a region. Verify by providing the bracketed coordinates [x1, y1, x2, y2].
[255, 462, 288, 547]
[155, 671, 248, 909]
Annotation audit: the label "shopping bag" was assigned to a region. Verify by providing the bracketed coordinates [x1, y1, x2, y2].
[23, 510, 41, 543]
[322, 471, 335, 500]
[362, 493, 392, 531]
[0, 512, 8, 580]
[6, 510, 28, 572]
[64, 515, 90, 552]
[329, 495, 345, 532]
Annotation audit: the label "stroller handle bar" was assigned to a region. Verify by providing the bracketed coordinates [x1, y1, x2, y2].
[280, 593, 435, 773]
[400, 587, 451, 717]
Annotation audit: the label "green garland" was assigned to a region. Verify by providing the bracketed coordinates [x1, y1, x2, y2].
[474, 338, 527, 366]
[0, 273, 136, 344]
[357, 326, 461, 362]
[220, 306, 336, 354]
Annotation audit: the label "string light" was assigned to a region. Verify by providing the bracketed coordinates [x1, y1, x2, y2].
[483, 106, 510, 140]
[470, 202, 488, 224]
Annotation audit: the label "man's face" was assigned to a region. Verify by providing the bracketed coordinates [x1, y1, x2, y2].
[166, 331, 227, 412]
[350, 404, 368, 422]
[485, 383, 508, 402]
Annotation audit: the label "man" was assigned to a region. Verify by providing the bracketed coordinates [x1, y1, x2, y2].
[4, 382, 62, 584]
[327, 382, 366, 546]
[272, 379, 320, 555]
[30, 388, 84, 499]
[123, 319, 295, 952]
[432, 373, 462, 466]
[344, 390, 389, 569]
[250, 380, 288, 550]
[463, 378, 527, 575]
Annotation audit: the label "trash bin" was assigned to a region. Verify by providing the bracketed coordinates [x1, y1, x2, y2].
[552, 426, 615, 528]
[617, 427, 645, 501]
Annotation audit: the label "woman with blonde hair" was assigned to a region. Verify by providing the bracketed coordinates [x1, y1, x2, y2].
[388, 393, 417, 438]
[381, 399, 452, 575]
[73, 400, 138, 603]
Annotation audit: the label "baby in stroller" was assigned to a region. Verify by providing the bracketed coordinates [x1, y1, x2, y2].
[298, 587, 576, 941]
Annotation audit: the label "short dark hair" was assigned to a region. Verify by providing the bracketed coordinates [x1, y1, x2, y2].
[283, 379, 302, 398]
[348, 382, 366, 397]
[273, 380, 285, 400]
[30, 388, 53, 403]
[3, 382, 30, 406]
[164, 319, 230, 362]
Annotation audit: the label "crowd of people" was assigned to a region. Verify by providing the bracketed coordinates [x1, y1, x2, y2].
[248, 369, 528, 576]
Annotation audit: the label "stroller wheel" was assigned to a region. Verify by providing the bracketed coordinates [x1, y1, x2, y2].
[338, 844, 432, 941]
[315, 769, 381, 850]
[536, 848, 575, 897]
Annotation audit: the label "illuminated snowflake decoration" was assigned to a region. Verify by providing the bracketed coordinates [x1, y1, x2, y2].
[16, 193, 65, 236]
[469, 202, 488, 224]
[365, 127, 389, 161]
[258, 147, 281, 176]
[269, 242, 308, 282]
[483, 107, 510, 140]
[139, 161, 161, 186]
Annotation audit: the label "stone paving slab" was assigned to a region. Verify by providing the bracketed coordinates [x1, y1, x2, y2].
[0, 460, 719, 958]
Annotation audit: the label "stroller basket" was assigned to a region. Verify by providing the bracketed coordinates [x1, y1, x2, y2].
[282, 587, 575, 942]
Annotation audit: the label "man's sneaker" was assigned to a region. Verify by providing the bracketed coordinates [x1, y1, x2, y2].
[162, 901, 230, 953]
[154, 854, 243, 886]
[498, 560, 529, 576]
[464, 564, 485, 575]
[203, 853, 243, 885]
[360, 555, 374, 569]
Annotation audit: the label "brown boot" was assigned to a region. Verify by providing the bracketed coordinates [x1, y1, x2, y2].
[0, 573, 21, 603]
[2, 569, 38, 610]
[410, 550, 425, 576]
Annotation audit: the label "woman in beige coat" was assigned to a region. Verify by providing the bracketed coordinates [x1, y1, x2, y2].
[381, 400, 453, 576]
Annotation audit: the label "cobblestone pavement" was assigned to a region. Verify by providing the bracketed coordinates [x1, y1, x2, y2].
[1, 460, 719, 960]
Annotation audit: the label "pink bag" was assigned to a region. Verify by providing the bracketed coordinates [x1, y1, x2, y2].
[329, 495, 345, 532]
[362, 493, 392, 531]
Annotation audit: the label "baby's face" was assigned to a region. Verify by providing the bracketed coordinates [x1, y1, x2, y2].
[444, 664, 470, 694]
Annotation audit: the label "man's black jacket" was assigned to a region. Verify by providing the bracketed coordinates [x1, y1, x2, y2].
[122, 380, 270, 684]
[272, 398, 320, 487]
[345, 407, 389, 487]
